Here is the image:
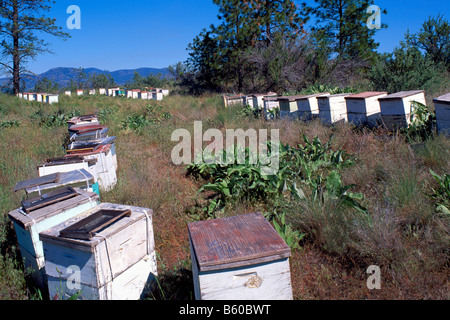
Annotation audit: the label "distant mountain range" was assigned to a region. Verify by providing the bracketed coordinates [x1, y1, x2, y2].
[0, 67, 170, 90]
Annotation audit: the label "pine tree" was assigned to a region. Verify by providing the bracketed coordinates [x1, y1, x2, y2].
[0, 0, 70, 94]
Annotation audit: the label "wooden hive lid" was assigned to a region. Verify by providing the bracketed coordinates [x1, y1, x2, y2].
[378, 90, 425, 100]
[277, 95, 307, 102]
[345, 91, 388, 99]
[25, 169, 95, 195]
[8, 188, 99, 230]
[297, 92, 330, 100]
[39, 203, 153, 252]
[68, 124, 107, 134]
[188, 212, 291, 272]
[433, 93, 450, 105]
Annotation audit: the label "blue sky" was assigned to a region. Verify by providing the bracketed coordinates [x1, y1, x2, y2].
[28, 0, 450, 74]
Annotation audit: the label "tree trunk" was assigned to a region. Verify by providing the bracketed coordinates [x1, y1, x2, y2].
[12, 0, 20, 95]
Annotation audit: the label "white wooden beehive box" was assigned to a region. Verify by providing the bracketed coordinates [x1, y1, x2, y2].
[378, 90, 426, 130]
[8, 188, 100, 289]
[278, 95, 302, 119]
[296, 92, 330, 121]
[65, 144, 117, 192]
[433, 93, 450, 135]
[188, 212, 293, 300]
[345, 92, 387, 127]
[318, 93, 351, 124]
[39, 203, 157, 300]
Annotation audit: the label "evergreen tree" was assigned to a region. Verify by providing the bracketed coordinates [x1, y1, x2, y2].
[301, 0, 386, 80]
[0, 0, 70, 94]
[405, 14, 450, 70]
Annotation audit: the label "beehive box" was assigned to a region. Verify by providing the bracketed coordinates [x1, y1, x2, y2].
[98, 88, 106, 95]
[345, 92, 387, 127]
[28, 93, 37, 102]
[67, 114, 99, 129]
[278, 95, 303, 119]
[38, 156, 99, 182]
[39, 203, 157, 300]
[65, 144, 117, 192]
[223, 94, 246, 108]
[76, 90, 84, 96]
[378, 90, 426, 130]
[151, 91, 163, 101]
[188, 212, 293, 300]
[65, 91, 72, 96]
[46, 94, 59, 104]
[246, 93, 277, 110]
[132, 89, 140, 99]
[8, 188, 100, 289]
[140, 91, 149, 100]
[25, 169, 99, 199]
[263, 96, 280, 120]
[433, 93, 450, 135]
[318, 93, 351, 124]
[296, 92, 330, 121]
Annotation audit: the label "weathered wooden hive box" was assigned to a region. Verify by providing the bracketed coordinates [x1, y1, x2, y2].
[278, 95, 302, 119]
[28, 93, 37, 101]
[65, 144, 117, 192]
[433, 93, 450, 135]
[188, 212, 293, 300]
[39, 203, 157, 300]
[223, 94, 245, 108]
[318, 93, 351, 124]
[25, 169, 99, 199]
[8, 187, 100, 289]
[296, 92, 330, 120]
[345, 91, 387, 127]
[151, 91, 164, 101]
[263, 96, 280, 120]
[46, 94, 59, 105]
[67, 114, 100, 129]
[140, 91, 149, 100]
[132, 89, 140, 99]
[378, 90, 426, 130]
[36, 93, 44, 103]
[247, 92, 277, 110]
[38, 156, 99, 182]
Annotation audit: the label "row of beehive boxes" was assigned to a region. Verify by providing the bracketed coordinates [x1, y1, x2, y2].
[17, 92, 59, 104]
[66, 87, 169, 101]
[39, 114, 119, 193]
[8, 114, 158, 300]
[226, 91, 450, 134]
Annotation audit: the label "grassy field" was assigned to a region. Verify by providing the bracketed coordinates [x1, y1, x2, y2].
[0, 92, 448, 300]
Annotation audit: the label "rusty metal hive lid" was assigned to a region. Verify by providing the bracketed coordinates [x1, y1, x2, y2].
[188, 212, 291, 272]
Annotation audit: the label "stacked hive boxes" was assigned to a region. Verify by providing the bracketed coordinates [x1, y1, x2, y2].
[65, 115, 118, 192]
[8, 112, 157, 300]
[40, 203, 157, 300]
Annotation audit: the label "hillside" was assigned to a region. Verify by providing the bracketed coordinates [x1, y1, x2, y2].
[0, 67, 170, 90]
